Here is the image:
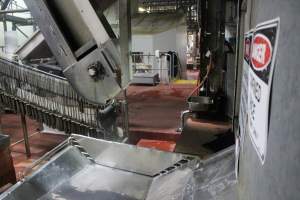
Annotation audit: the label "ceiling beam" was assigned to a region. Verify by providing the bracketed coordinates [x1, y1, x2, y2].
[1, 0, 11, 10]
[0, 15, 34, 25]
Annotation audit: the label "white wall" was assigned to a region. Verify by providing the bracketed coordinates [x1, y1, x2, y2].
[132, 35, 153, 54]
[132, 26, 187, 78]
[134, 27, 187, 56]
[175, 25, 187, 78]
[153, 28, 177, 52]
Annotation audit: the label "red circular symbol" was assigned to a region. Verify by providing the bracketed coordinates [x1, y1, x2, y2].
[251, 34, 272, 71]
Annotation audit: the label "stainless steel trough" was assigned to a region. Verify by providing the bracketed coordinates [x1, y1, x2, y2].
[0, 135, 237, 200]
[188, 96, 214, 112]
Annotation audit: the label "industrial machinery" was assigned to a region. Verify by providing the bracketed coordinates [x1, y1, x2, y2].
[0, 134, 236, 200]
[24, 0, 131, 105]
[177, 0, 228, 134]
[0, 0, 132, 140]
[0, 56, 124, 139]
[0, 0, 237, 199]
[3, 0, 299, 199]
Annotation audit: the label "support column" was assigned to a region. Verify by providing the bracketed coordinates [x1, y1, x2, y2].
[119, 0, 132, 139]
[20, 114, 31, 158]
[119, 0, 132, 87]
[0, 106, 4, 134]
[122, 90, 129, 139]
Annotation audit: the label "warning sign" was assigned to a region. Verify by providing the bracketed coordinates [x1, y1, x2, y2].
[238, 30, 253, 149]
[248, 18, 280, 164]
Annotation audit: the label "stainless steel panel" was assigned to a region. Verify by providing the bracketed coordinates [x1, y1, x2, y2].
[14, 31, 52, 61]
[50, 0, 93, 49]
[132, 73, 159, 85]
[73, 134, 186, 176]
[39, 165, 151, 200]
[0, 135, 237, 200]
[63, 48, 121, 104]
[23, 0, 126, 104]
[188, 96, 214, 112]
[24, 0, 76, 68]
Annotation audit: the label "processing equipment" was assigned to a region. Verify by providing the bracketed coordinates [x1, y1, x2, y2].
[0, 57, 121, 139]
[0, 0, 132, 140]
[0, 134, 236, 200]
[0, 0, 239, 199]
[24, 0, 131, 105]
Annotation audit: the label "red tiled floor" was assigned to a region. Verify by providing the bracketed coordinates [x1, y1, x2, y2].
[2, 114, 40, 144]
[1, 114, 66, 179]
[127, 83, 196, 144]
[186, 69, 199, 80]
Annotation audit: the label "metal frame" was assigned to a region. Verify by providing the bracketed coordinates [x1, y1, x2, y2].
[23, 0, 132, 104]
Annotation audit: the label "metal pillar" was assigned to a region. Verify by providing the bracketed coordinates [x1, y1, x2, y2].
[20, 114, 31, 158]
[238, 0, 300, 199]
[232, 0, 247, 132]
[200, 0, 225, 94]
[0, 106, 3, 134]
[119, 0, 132, 139]
[3, 13, 7, 31]
[119, 0, 132, 87]
[122, 90, 129, 139]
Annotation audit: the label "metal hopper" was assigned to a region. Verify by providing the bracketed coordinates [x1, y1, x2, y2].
[0, 135, 236, 200]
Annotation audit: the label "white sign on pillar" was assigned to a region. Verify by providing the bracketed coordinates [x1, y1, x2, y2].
[239, 30, 253, 148]
[248, 18, 280, 164]
[236, 30, 253, 178]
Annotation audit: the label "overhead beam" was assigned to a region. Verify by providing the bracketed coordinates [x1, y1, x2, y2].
[1, 0, 11, 10]
[15, 25, 29, 38]
[0, 15, 34, 25]
[0, 9, 29, 14]
[90, 0, 117, 12]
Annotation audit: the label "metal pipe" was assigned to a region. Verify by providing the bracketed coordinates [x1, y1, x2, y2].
[22, 139, 69, 179]
[15, 25, 29, 38]
[0, 106, 3, 134]
[98, 100, 115, 115]
[122, 90, 129, 139]
[172, 53, 175, 78]
[0, 9, 29, 14]
[20, 114, 31, 158]
[0, 15, 34, 25]
[10, 131, 39, 147]
[3, 14, 7, 31]
[177, 110, 191, 132]
[164, 53, 172, 84]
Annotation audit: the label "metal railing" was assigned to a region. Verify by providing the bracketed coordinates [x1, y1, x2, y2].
[132, 52, 179, 84]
